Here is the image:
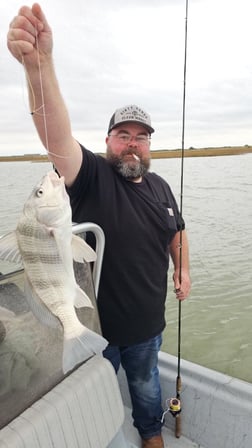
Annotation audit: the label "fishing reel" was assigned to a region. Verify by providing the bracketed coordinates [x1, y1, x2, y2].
[161, 397, 181, 423]
[169, 398, 181, 417]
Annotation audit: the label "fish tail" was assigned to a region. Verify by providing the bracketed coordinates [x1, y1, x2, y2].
[62, 326, 108, 374]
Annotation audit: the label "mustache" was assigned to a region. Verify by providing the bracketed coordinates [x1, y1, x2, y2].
[120, 149, 141, 158]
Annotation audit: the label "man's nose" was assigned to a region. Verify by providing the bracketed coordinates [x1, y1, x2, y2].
[128, 136, 138, 146]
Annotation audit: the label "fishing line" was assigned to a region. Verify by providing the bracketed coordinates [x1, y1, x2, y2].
[22, 28, 73, 160]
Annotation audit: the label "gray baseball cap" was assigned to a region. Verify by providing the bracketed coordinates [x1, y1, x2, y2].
[108, 104, 155, 134]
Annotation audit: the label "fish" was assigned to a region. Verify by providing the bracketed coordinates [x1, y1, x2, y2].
[0, 171, 108, 373]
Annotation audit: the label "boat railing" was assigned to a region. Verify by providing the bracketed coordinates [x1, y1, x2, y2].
[72, 221, 105, 297]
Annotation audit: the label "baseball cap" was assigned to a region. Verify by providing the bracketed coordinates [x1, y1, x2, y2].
[108, 104, 155, 134]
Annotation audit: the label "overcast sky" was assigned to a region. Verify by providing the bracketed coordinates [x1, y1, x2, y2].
[0, 0, 252, 155]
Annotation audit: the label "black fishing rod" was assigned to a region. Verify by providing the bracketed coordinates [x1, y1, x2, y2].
[175, 0, 189, 438]
[160, 0, 189, 437]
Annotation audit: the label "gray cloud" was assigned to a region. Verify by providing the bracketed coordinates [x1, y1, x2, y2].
[0, 0, 252, 155]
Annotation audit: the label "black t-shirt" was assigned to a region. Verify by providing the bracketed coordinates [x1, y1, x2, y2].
[67, 146, 184, 345]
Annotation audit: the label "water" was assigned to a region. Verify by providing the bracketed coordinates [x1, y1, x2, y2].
[0, 161, 51, 235]
[0, 155, 251, 383]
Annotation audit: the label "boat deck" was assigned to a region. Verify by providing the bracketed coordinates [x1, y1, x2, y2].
[123, 406, 203, 448]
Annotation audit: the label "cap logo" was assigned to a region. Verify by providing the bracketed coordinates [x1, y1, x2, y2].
[117, 106, 148, 124]
[108, 104, 155, 134]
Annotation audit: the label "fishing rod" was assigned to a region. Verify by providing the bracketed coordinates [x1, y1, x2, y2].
[161, 0, 189, 437]
[175, 0, 189, 438]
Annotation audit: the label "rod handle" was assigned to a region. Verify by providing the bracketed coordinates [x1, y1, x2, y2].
[175, 376, 182, 438]
[176, 376, 182, 395]
[175, 414, 182, 438]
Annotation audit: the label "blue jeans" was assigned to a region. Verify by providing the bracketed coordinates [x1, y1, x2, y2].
[103, 334, 163, 439]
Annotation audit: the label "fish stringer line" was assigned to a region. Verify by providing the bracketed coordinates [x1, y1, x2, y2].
[22, 29, 73, 160]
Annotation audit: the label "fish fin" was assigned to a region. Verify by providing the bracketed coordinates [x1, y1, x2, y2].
[0, 232, 22, 264]
[24, 275, 59, 329]
[74, 285, 94, 309]
[71, 234, 97, 263]
[62, 327, 108, 374]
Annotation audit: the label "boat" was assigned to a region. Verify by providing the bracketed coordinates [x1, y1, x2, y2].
[0, 223, 251, 448]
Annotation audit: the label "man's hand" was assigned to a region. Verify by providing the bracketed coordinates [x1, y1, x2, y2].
[173, 268, 191, 301]
[7, 3, 52, 66]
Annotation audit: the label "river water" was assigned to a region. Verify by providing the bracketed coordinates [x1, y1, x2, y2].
[0, 154, 251, 383]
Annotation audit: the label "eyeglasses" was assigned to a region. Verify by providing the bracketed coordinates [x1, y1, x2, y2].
[108, 133, 151, 145]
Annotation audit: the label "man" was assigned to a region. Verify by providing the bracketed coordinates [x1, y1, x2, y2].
[7, 4, 191, 447]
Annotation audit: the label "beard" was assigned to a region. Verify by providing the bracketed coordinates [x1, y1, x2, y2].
[106, 147, 150, 180]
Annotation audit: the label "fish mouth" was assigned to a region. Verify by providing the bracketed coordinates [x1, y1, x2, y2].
[37, 204, 60, 208]
[47, 171, 65, 185]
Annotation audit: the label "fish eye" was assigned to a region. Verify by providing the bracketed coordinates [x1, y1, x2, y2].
[36, 188, 44, 197]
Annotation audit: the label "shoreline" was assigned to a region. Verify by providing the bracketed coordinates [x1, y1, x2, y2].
[0, 145, 252, 162]
[150, 145, 252, 159]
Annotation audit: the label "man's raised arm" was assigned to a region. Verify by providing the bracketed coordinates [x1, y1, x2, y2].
[7, 3, 82, 186]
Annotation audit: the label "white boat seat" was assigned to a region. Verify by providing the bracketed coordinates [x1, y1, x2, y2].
[0, 356, 125, 448]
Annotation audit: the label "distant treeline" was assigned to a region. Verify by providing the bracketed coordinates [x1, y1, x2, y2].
[0, 146, 252, 162]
